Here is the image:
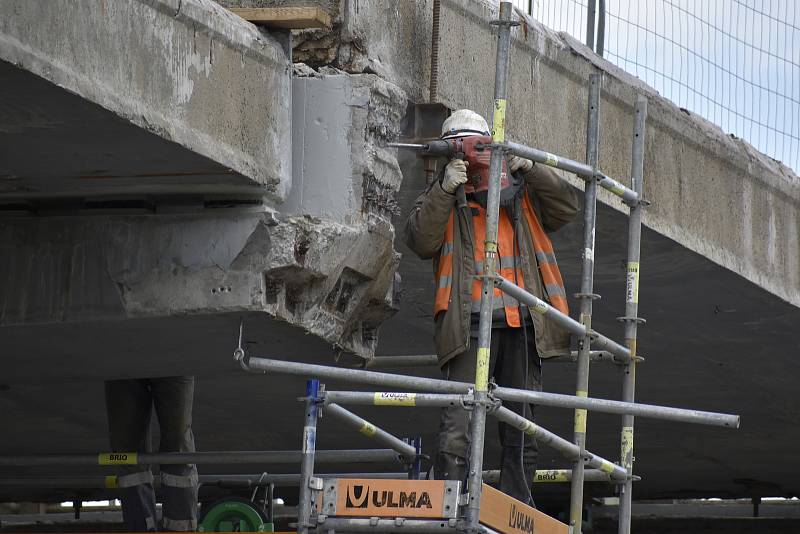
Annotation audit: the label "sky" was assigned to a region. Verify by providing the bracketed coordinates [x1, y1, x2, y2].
[513, 0, 799, 173]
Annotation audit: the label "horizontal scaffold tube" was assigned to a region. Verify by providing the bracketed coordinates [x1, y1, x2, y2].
[491, 406, 627, 481]
[324, 391, 464, 408]
[366, 354, 440, 368]
[483, 469, 613, 484]
[494, 275, 632, 361]
[0, 473, 411, 489]
[505, 141, 640, 206]
[242, 358, 740, 428]
[555, 350, 630, 363]
[0, 470, 620, 490]
[325, 403, 417, 459]
[367, 351, 627, 367]
[314, 518, 459, 533]
[0, 449, 401, 467]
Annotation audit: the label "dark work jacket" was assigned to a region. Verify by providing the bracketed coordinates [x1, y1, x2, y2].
[403, 163, 579, 366]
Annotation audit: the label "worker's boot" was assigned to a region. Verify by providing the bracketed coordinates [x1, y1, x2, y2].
[434, 451, 469, 487]
[499, 445, 535, 508]
[118, 480, 158, 531]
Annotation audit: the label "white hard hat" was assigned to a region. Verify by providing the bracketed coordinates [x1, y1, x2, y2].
[440, 109, 490, 139]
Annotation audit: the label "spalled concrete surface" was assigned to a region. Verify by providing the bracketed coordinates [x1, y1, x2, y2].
[0, 205, 398, 365]
[0, 0, 292, 200]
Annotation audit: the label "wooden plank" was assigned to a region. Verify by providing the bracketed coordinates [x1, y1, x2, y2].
[228, 7, 331, 29]
[479, 484, 569, 534]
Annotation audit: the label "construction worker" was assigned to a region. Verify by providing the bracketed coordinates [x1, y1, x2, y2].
[105, 376, 198, 531]
[403, 109, 578, 506]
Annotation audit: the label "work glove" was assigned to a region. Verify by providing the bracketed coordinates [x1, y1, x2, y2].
[508, 155, 534, 174]
[441, 159, 469, 194]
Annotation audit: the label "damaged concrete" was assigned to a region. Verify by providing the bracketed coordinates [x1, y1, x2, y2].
[0, 205, 397, 369]
[0, 0, 408, 365]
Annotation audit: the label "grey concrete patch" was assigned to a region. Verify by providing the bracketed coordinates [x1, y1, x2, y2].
[287, 70, 407, 224]
[0, 0, 292, 200]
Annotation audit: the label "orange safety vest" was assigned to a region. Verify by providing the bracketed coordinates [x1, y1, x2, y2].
[434, 190, 569, 326]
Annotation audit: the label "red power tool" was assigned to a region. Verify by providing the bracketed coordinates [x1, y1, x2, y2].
[390, 135, 511, 208]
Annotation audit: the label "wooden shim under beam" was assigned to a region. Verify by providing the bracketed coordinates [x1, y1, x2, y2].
[228, 7, 332, 29]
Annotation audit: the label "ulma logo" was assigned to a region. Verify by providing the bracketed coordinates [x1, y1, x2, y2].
[346, 484, 369, 508]
[344, 484, 433, 509]
[507, 503, 535, 534]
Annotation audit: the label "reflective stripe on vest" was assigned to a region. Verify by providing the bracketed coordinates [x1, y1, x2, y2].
[433, 189, 569, 321]
[520, 192, 569, 314]
[434, 211, 456, 313]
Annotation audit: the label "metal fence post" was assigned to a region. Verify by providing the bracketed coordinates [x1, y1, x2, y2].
[585, 0, 597, 51]
[297, 379, 320, 534]
[465, 1, 515, 530]
[569, 72, 603, 534]
[618, 95, 648, 534]
[596, 0, 606, 56]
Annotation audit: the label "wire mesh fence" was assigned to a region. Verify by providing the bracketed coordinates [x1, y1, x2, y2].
[524, 0, 799, 174]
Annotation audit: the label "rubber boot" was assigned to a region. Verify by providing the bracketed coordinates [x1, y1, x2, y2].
[120, 483, 158, 531]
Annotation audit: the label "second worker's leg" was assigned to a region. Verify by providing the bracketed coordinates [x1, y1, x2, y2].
[152, 376, 199, 532]
[105, 379, 158, 531]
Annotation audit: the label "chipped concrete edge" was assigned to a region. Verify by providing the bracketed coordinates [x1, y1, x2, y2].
[0, 0, 291, 199]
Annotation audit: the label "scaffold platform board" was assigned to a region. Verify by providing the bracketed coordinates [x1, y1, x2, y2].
[318, 478, 568, 534]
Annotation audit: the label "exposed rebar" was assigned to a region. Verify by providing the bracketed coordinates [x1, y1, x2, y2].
[429, 0, 441, 102]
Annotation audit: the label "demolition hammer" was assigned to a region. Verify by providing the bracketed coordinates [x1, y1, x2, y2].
[390, 135, 508, 209]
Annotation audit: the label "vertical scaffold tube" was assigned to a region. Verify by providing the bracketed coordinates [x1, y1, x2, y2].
[465, 2, 514, 530]
[569, 72, 602, 534]
[618, 96, 648, 534]
[297, 380, 320, 534]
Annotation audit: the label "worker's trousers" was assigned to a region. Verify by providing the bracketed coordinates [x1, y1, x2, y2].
[105, 376, 198, 532]
[436, 327, 541, 507]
